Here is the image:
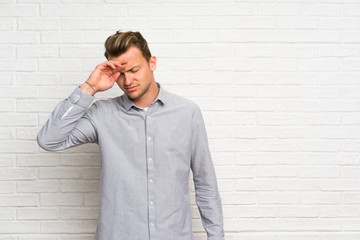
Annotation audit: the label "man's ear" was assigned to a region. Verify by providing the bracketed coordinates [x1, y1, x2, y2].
[149, 56, 157, 72]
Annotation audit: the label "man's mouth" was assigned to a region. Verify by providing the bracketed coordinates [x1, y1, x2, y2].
[125, 86, 137, 92]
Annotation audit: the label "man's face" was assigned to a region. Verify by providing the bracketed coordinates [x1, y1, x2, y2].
[110, 46, 156, 102]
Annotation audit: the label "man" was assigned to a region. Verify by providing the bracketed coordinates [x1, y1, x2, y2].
[37, 31, 224, 240]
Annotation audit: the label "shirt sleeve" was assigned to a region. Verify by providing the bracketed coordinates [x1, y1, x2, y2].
[37, 86, 98, 151]
[190, 105, 225, 240]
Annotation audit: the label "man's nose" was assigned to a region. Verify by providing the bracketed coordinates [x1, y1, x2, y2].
[124, 73, 133, 86]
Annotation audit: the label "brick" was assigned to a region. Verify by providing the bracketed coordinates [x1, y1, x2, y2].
[0, 155, 15, 167]
[0, 167, 37, 180]
[17, 154, 60, 167]
[277, 179, 320, 191]
[60, 207, 99, 220]
[85, 4, 127, 16]
[0, 31, 39, 44]
[343, 193, 360, 204]
[0, 182, 14, 194]
[319, 179, 360, 191]
[298, 140, 341, 152]
[258, 3, 299, 16]
[84, 192, 100, 206]
[0, 86, 38, 99]
[277, 46, 318, 57]
[257, 218, 340, 231]
[0, 59, 36, 71]
[18, 207, 58, 220]
[0, 194, 38, 207]
[17, 180, 58, 193]
[40, 193, 83, 206]
[0, 208, 15, 220]
[256, 166, 297, 177]
[236, 206, 276, 217]
[41, 31, 84, 44]
[0, 4, 38, 16]
[194, 16, 233, 29]
[38, 58, 81, 72]
[39, 167, 81, 179]
[191, 45, 233, 58]
[258, 191, 300, 204]
[17, 99, 59, 113]
[320, 17, 359, 29]
[222, 219, 256, 232]
[16, 127, 39, 140]
[129, 4, 169, 16]
[213, 139, 255, 152]
[212, 152, 235, 166]
[17, 73, 58, 85]
[39, 86, 79, 99]
[0, 128, 15, 140]
[60, 18, 103, 30]
[0, 142, 37, 153]
[298, 58, 341, 71]
[319, 100, 359, 111]
[300, 4, 340, 16]
[236, 17, 275, 30]
[40, 4, 84, 17]
[18, 18, 59, 30]
[278, 17, 318, 29]
[0, 45, 14, 58]
[17, 45, 59, 58]
[61, 180, 99, 192]
[171, 4, 212, 16]
[0, 99, 16, 112]
[150, 17, 192, 30]
[235, 179, 276, 191]
[342, 4, 360, 16]
[215, 166, 254, 179]
[0, 18, 14, 30]
[41, 220, 96, 233]
[257, 113, 299, 125]
[214, 3, 256, 16]
[221, 192, 257, 204]
[60, 46, 103, 58]
[80, 167, 100, 180]
[171, 30, 215, 43]
[0, 221, 40, 233]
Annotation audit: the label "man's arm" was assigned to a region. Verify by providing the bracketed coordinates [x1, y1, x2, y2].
[37, 60, 126, 151]
[190, 105, 225, 240]
[37, 87, 97, 151]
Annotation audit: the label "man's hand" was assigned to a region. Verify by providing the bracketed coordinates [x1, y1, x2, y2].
[80, 60, 127, 95]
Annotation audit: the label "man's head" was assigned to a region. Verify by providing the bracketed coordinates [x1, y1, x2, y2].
[104, 31, 152, 62]
[104, 31, 158, 107]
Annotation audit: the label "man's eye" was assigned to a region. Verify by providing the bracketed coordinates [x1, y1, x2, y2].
[130, 70, 138, 73]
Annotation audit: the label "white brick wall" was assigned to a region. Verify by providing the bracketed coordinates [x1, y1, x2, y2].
[1, 0, 360, 239]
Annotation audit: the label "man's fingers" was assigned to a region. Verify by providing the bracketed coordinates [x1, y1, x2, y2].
[111, 72, 121, 82]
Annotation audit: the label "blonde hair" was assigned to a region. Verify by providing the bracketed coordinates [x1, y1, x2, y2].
[104, 31, 151, 61]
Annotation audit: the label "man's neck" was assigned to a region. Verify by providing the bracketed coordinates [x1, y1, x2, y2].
[133, 81, 159, 108]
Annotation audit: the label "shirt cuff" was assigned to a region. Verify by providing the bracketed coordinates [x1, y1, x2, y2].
[69, 86, 95, 109]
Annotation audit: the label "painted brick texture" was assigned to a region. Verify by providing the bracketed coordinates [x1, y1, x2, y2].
[1, 0, 360, 239]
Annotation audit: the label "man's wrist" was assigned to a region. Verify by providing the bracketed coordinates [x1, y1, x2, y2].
[80, 82, 96, 96]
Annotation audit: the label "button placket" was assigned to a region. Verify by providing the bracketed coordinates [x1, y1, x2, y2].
[145, 115, 156, 238]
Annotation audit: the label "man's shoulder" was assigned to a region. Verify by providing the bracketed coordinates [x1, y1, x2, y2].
[88, 97, 119, 111]
[164, 90, 199, 111]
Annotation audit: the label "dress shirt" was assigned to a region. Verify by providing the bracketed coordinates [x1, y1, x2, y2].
[37, 82, 224, 240]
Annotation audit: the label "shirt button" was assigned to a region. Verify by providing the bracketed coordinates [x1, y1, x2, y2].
[149, 157, 152, 161]
[148, 136, 152, 141]
[150, 222, 154, 227]
[150, 201, 154, 205]
[149, 179, 153, 183]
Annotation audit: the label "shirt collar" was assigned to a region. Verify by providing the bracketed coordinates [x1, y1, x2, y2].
[121, 82, 167, 112]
